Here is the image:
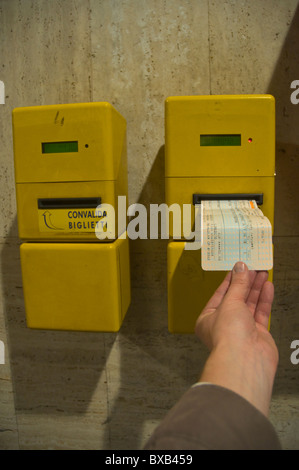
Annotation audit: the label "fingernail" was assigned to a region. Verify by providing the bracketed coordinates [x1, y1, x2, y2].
[233, 262, 246, 273]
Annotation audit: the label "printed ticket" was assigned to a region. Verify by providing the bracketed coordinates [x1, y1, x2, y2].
[201, 200, 273, 271]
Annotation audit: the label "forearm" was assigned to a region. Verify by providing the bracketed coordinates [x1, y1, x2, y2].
[198, 341, 278, 417]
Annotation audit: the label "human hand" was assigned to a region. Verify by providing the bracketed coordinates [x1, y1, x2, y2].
[195, 261, 279, 416]
[195, 261, 278, 364]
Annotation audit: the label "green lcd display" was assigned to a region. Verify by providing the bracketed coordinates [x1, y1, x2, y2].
[42, 141, 78, 154]
[200, 134, 241, 146]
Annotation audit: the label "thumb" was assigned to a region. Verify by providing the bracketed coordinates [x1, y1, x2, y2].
[225, 262, 251, 303]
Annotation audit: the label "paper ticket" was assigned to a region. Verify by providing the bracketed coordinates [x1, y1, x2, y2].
[201, 200, 273, 271]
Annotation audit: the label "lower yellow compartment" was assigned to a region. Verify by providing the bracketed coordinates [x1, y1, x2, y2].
[20, 237, 131, 332]
[167, 241, 273, 334]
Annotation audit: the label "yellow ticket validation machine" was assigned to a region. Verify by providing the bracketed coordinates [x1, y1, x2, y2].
[13, 102, 130, 331]
[165, 95, 275, 333]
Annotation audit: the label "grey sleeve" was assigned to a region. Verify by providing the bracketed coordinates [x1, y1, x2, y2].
[144, 384, 281, 450]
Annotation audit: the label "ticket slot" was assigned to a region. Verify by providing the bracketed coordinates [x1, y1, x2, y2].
[38, 197, 102, 209]
[192, 193, 263, 206]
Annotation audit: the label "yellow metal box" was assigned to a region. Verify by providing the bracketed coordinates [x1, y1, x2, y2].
[20, 237, 131, 332]
[13, 102, 131, 332]
[165, 95, 275, 333]
[165, 94, 275, 178]
[13, 102, 128, 241]
[165, 94, 275, 238]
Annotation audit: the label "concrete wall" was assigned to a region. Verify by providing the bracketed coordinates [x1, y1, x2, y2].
[0, 0, 298, 449]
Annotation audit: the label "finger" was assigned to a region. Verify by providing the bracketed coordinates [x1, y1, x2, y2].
[195, 271, 231, 346]
[254, 281, 274, 329]
[201, 271, 232, 313]
[246, 271, 269, 315]
[224, 262, 253, 303]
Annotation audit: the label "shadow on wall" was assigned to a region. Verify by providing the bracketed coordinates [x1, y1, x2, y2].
[267, 3, 299, 147]
[2, 4, 299, 449]
[103, 6, 299, 448]
[2, 218, 116, 417]
[266, 4, 299, 401]
[267, 3, 299, 238]
[2, 147, 206, 450]
[101, 146, 208, 449]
